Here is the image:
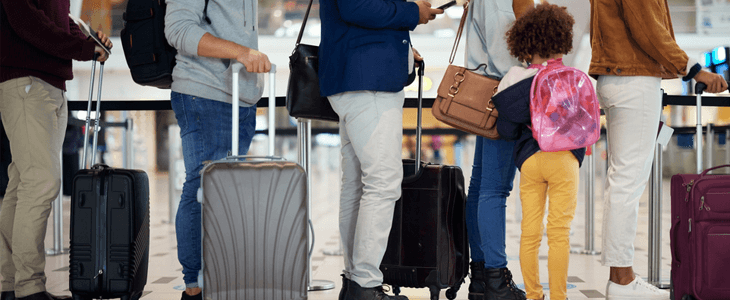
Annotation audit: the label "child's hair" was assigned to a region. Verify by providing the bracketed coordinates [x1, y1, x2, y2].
[505, 3, 575, 62]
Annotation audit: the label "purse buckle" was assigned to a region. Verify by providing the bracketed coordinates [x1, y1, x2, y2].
[448, 86, 459, 97]
[486, 99, 494, 112]
[454, 72, 465, 83]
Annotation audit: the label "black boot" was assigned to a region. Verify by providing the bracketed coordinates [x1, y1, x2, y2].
[339, 274, 350, 300]
[468, 261, 487, 300]
[483, 268, 526, 300]
[1, 291, 14, 300]
[180, 290, 202, 300]
[344, 280, 408, 300]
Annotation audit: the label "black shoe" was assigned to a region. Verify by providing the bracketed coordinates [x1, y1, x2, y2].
[339, 274, 351, 300]
[16, 292, 71, 300]
[344, 280, 408, 300]
[483, 268, 526, 300]
[1, 291, 14, 300]
[180, 291, 202, 300]
[468, 261, 487, 300]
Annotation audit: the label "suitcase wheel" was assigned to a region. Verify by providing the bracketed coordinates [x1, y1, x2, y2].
[445, 279, 463, 300]
[445, 288, 458, 300]
[429, 286, 440, 300]
[681, 295, 696, 300]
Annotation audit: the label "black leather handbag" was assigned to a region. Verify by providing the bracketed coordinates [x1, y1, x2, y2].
[285, 0, 339, 122]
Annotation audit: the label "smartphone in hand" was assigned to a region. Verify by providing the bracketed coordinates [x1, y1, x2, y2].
[69, 14, 111, 55]
[437, 0, 457, 10]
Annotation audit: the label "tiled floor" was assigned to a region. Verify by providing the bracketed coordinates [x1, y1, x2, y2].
[10, 138, 675, 300]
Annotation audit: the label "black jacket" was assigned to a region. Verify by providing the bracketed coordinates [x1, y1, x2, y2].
[491, 76, 585, 170]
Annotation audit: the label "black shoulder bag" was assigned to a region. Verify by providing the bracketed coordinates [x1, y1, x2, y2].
[285, 0, 339, 122]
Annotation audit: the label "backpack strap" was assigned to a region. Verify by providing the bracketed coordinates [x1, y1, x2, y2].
[203, 0, 211, 24]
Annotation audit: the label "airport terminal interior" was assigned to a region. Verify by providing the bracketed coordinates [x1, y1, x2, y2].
[0, 0, 729, 299]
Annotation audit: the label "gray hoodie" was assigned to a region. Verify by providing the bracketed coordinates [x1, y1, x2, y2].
[164, 0, 263, 106]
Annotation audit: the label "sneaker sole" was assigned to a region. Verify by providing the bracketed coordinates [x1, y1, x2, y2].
[607, 295, 669, 300]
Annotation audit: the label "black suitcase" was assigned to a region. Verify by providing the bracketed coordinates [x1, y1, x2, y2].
[69, 59, 150, 300]
[380, 61, 469, 300]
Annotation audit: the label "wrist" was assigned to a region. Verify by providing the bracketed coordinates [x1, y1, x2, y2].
[682, 63, 702, 81]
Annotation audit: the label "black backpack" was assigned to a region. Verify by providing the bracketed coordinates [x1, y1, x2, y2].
[120, 0, 210, 89]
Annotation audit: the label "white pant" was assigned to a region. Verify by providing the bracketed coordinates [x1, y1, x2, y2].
[328, 90, 405, 288]
[598, 75, 662, 267]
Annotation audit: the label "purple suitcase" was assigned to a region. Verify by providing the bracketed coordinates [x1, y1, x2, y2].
[670, 83, 730, 300]
[670, 165, 730, 300]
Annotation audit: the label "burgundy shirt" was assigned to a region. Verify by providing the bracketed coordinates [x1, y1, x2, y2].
[0, 0, 97, 90]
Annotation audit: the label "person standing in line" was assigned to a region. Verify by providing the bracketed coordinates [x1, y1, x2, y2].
[588, 0, 728, 299]
[0, 0, 112, 299]
[494, 4, 584, 300]
[463, 0, 532, 299]
[164, 0, 271, 298]
[318, 0, 442, 299]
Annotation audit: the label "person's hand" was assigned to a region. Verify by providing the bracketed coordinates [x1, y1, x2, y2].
[236, 48, 271, 73]
[97, 31, 113, 50]
[93, 31, 112, 62]
[413, 47, 423, 61]
[415, 1, 443, 25]
[94, 46, 109, 62]
[695, 70, 729, 93]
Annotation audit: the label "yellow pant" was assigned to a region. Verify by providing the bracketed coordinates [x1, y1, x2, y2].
[519, 151, 579, 300]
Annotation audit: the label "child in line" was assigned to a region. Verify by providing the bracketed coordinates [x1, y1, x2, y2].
[491, 3, 585, 300]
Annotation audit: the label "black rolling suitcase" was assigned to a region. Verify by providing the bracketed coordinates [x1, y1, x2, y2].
[69, 58, 150, 300]
[380, 61, 469, 300]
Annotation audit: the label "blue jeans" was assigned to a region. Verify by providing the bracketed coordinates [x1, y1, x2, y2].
[170, 92, 256, 287]
[466, 136, 516, 269]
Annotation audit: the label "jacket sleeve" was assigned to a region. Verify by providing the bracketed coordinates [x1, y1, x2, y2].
[69, 18, 89, 41]
[164, 0, 209, 56]
[621, 0, 697, 76]
[0, 0, 95, 61]
[496, 118, 523, 141]
[337, 0, 419, 31]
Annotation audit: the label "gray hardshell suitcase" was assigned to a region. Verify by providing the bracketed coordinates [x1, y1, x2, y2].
[199, 63, 309, 300]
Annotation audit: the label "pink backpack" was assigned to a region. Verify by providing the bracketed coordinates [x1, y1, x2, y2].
[528, 58, 600, 152]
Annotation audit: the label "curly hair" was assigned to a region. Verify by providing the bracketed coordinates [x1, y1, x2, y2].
[506, 3, 575, 62]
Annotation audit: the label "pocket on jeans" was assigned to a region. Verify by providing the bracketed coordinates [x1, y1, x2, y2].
[171, 92, 190, 133]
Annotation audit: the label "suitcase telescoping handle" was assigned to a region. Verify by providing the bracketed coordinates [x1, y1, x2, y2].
[230, 62, 277, 158]
[415, 60, 425, 173]
[81, 54, 105, 170]
[695, 82, 707, 174]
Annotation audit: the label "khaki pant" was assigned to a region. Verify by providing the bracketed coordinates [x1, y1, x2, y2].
[519, 151, 579, 300]
[0, 77, 67, 297]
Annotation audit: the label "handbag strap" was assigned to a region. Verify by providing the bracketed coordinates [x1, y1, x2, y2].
[295, 0, 315, 46]
[449, 0, 471, 64]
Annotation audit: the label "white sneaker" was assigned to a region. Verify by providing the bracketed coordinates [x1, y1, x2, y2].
[605, 277, 670, 300]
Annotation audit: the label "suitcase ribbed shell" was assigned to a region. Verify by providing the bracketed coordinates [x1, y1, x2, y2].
[201, 160, 308, 300]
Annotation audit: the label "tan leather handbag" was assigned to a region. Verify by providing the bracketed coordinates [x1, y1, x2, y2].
[432, 0, 501, 139]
